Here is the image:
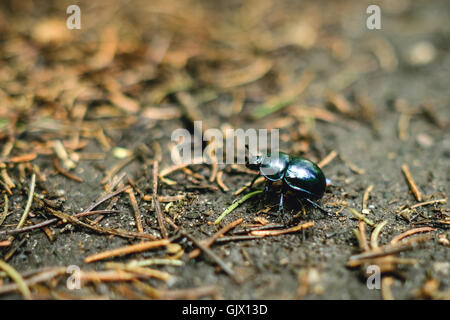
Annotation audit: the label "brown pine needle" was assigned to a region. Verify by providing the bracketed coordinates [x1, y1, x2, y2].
[401, 164, 422, 202]
[358, 220, 370, 252]
[410, 198, 446, 209]
[52, 157, 83, 182]
[0, 267, 66, 296]
[42, 204, 155, 241]
[381, 276, 395, 300]
[189, 218, 243, 259]
[362, 185, 374, 211]
[370, 220, 388, 249]
[105, 263, 172, 282]
[1, 168, 15, 189]
[234, 176, 265, 196]
[0, 153, 37, 163]
[80, 270, 141, 282]
[0, 178, 12, 196]
[83, 185, 131, 214]
[207, 143, 219, 183]
[180, 230, 238, 283]
[348, 233, 434, 265]
[143, 194, 186, 202]
[390, 227, 435, 245]
[318, 150, 338, 168]
[16, 173, 36, 229]
[127, 189, 143, 234]
[0, 210, 120, 237]
[159, 286, 220, 300]
[101, 156, 134, 184]
[348, 208, 375, 227]
[0, 240, 11, 247]
[85, 239, 170, 263]
[250, 221, 314, 236]
[0, 194, 8, 226]
[216, 171, 229, 192]
[153, 160, 168, 239]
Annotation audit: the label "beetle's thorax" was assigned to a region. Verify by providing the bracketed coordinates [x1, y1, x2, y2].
[259, 152, 291, 181]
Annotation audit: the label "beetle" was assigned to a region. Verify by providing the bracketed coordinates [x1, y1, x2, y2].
[246, 150, 331, 215]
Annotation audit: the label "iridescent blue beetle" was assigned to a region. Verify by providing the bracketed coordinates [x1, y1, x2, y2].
[246, 151, 331, 215]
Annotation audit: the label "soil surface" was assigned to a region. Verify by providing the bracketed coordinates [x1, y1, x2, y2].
[0, 0, 448, 299]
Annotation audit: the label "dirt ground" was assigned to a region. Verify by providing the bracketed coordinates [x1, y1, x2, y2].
[0, 0, 449, 299]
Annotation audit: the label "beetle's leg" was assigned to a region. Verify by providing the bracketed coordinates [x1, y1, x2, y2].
[278, 192, 284, 215]
[248, 173, 261, 189]
[305, 198, 335, 217]
[278, 184, 288, 215]
[263, 180, 272, 201]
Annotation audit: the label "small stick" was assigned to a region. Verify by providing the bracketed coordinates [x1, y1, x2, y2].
[180, 230, 238, 282]
[189, 218, 243, 259]
[390, 227, 435, 245]
[127, 189, 143, 234]
[318, 150, 338, 168]
[52, 157, 83, 182]
[250, 221, 314, 236]
[16, 174, 36, 229]
[153, 161, 168, 239]
[215, 190, 263, 225]
[0, 260, 32, 300]
[401, 164, 422, 202]
[85, 239, 170, 263]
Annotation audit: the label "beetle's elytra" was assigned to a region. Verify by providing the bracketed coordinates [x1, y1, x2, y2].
[246, 151, 329, 214]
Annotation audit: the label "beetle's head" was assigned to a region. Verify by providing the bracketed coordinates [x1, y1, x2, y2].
[245, 145, 264, 170]
[246, 154, 264, 170]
